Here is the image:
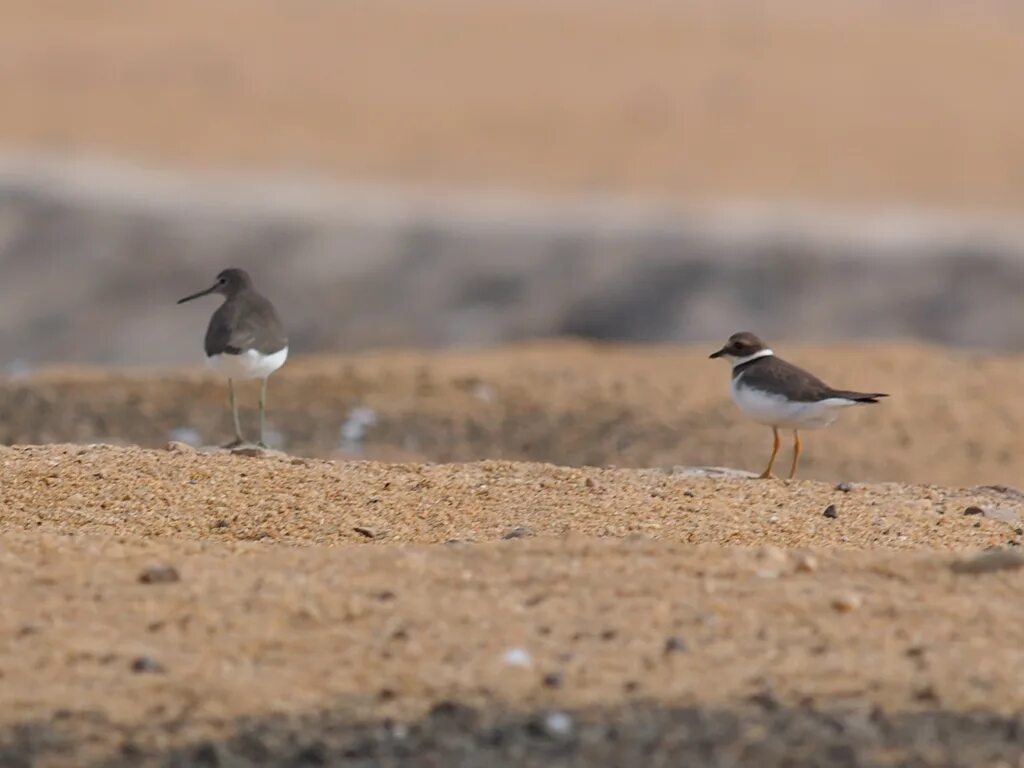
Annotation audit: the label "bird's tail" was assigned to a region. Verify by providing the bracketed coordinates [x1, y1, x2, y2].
[828, 390, 888, 404]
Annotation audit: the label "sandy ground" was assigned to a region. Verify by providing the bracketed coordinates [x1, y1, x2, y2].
[3, 341, 1024, 486]
[4, 0, 1024, 211]
[2, 443, 1024, 766]
[4, 343, 1024, 765]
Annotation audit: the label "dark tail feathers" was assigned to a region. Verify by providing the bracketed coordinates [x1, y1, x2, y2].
[829, 390, 888, 404]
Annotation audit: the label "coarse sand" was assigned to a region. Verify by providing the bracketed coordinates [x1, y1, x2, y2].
[2, 440, 1024, 766]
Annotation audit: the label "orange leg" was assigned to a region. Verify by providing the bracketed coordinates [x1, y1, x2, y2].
[759, 427, 780, 479]
[788, 430, 802, 480]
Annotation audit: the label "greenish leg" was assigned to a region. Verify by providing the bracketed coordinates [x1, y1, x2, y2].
[258, 377, 269, 448]
[224, 378, 245, 448]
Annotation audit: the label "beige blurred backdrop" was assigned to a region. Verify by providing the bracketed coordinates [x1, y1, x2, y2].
[3, 0, 1024, 365]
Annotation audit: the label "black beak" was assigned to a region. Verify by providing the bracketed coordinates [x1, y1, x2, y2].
[177, 284, 218, 304]
[709, 347, 728, 359]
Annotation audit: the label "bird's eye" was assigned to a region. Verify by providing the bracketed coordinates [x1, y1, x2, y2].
[218, 277, 227, 285]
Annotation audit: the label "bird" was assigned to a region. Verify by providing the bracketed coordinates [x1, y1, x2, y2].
[177, 268, 288, 448]
[709, 331, 887, 479]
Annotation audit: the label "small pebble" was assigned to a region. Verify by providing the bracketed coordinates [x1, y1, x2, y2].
[190, 742, 223, 765]
[231, 446, 276, 458]
[831, 593, 862, 612]
[748, 689, 781, 711]
[130, 656, 165, 674]
[503, 647, 532, 668]
[542, 672, 563, 689]
[794, 553, 818, 573]
[353, 526, 378, 539]
[914, 685, 939, 703]
[823, 505, 838, 519]
[540, 711, 573, 738]
[502, 526, 532, 540]
[138, 565, 179, 585]
[973, 506, 1020, 526]
[664, 636, 689, 654]
[835, 482, 853, 493]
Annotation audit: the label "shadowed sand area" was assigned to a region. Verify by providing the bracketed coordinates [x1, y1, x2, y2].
[2, 341, 1023, 485]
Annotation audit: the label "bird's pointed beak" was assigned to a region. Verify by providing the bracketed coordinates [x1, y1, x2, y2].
[177, 284, 218, 304]
[709, 346, 728, 359]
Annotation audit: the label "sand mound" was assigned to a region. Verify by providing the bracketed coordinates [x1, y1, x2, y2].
[2, 443, 1022, 551]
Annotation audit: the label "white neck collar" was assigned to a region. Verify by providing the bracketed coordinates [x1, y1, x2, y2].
[730, 348, 774, 368]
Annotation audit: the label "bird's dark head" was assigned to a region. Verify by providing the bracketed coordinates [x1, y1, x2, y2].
[177, 268, 253, 304]
[709, 331, 771, 362]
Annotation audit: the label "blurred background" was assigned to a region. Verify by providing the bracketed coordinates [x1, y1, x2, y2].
[3, 0, 1024, 368]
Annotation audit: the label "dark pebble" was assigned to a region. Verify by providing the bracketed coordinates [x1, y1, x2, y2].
[294, 742, 328, 766]
[914, 685, 939, 703]
[138, 565, 180, 584]
[964, 506, 984, 516]
[835, 482, 854, 493]
[353, 526, 377, 539]
[502, 526, 532, 540]
[664, 636, 689, 654]
[748, 690, 781, 711]
[120, 741, 143, 760]
[823, 505, 838, 519]
[191, 741, 223, 767]
[542, 672, 563, 689]
[130, 656, 165, 674]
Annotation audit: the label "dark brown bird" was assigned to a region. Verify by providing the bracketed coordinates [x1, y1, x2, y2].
[710, 332, 887, 479]
[178, 268, 287, 448]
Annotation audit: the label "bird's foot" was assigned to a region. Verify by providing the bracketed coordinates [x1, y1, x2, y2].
[757, 470, 777, 480]
[256, 441, 269, 450]
[222, 438, 246, 449]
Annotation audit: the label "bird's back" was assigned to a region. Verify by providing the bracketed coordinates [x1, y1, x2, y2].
[204, 292, 287, 357]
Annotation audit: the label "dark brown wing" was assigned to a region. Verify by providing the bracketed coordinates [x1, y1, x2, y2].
[735, 356, 838, 403]
[204, 293, 287, 356]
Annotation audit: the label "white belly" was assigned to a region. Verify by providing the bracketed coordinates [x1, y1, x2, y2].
[206, 347, 288, 380]
[731, 379, 856, 430]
